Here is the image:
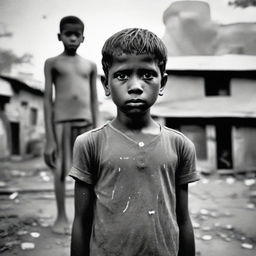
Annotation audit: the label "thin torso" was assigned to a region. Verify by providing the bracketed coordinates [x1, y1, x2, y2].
[50, 54, 93, 123]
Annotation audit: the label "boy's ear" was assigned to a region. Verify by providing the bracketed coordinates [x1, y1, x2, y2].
[100, 75, 111, 96]
[159, 73, 168, 96]
[57, 33, 61, 41]
[81, 36, 85, 42]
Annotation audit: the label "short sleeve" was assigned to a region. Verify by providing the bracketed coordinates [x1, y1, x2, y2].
[176, 137, 200, 185]
[69, 133, 94, 185]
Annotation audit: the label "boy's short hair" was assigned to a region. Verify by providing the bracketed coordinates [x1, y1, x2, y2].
[101, 28, 167, 77]
[59, 16, 84, 32]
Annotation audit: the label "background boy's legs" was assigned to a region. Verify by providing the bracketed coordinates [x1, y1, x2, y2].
[52, 123, 71, 234]
[70, 121, 93, 147]
[51, 121, 92, 234]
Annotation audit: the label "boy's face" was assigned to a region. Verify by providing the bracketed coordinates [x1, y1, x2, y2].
[102, 54, 167, 116]
[58, 23, 84, 51]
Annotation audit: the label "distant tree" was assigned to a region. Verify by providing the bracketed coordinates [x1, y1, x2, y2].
[0, 49, 32, 73]
[229, 0, 256, 8]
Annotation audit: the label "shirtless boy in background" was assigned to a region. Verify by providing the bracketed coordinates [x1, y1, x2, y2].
[44, 16, 98, 234]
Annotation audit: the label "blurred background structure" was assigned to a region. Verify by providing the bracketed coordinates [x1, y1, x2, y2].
[155, 1, 256, 174]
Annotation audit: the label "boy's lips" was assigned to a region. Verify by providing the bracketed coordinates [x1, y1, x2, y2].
[126, 99, 144, 103]
[125, 99, 145, 106]
[68, 44, 78, 48]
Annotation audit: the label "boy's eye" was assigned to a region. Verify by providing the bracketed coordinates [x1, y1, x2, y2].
[142, 72, 154, 80]
[115, 73, 129, 81]
[65, 32, 81, 37]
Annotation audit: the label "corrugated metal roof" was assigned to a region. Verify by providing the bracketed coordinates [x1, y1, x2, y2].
[152, 96, 256, 118]
[166, 55, 256, 71]
[0, 78, 13, 97]
[0, 76, 43, 96]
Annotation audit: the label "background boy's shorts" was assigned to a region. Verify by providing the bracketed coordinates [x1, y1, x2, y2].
[55, 120, 92, 180]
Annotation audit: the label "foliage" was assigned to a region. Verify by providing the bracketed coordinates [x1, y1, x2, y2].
[0, 49, 32, 73]
[228, 0, 256, 8]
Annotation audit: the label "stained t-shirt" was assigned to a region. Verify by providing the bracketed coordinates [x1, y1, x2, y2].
[69, 122, 200, 256]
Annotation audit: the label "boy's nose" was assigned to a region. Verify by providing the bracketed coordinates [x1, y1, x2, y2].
[127, 77, 143, 94]
[70, 34, 77, 41]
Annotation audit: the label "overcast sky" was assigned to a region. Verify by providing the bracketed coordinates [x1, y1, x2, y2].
[0, 0, 256, 82]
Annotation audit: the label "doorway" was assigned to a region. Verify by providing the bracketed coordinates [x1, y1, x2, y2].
[10, 122, 20, 155]
[216, 123, 233, 169]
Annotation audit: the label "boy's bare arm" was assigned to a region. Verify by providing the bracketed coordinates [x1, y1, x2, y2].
[44, 59, 56, 168]
[71, 180, 94, 256]
[176, 184, 195, 256]
[89, 62, 99, 128]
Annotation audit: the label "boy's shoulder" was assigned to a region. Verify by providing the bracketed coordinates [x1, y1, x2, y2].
[162, 125, 183, 135]
[77, 123, 192, 144]
[78, 56, 97, 70]
[161, 125, 194, 147]
[76, 122, 110, 142]
[45, 55, 96, 70]
[44, 55, 62, 66]
[45, 53, 75, 64]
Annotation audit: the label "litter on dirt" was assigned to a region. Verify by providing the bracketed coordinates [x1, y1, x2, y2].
[241, 243, 253, 249]
[30, 232, 40, 238]
[21, 242, 35, 250]
[201, 235, 213, 241]
[9, 192, 18, 200]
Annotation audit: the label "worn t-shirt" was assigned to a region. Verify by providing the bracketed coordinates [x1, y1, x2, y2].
[69, 122, 200, 256]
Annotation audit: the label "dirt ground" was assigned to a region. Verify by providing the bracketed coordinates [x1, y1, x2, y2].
[0, 156, 256, 256]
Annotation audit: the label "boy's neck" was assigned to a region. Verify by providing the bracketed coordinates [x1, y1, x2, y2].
[63, 49, 78, 56]
[112, 112, 159, 134]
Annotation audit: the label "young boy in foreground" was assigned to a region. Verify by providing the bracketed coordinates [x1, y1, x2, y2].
[69, 28, 200, 255]
[44, 16, 98, 234]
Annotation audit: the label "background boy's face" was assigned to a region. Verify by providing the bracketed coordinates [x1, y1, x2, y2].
[58, 23, 84, 50]
[103, 54, 167, 115]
